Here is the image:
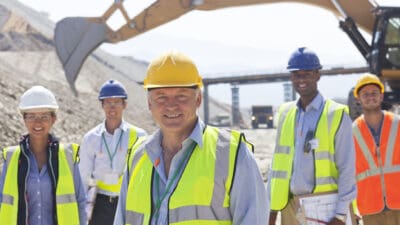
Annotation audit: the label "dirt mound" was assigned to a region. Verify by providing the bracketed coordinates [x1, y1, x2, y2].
[0, 2, 155, 148]
[0, 1, 232, 150]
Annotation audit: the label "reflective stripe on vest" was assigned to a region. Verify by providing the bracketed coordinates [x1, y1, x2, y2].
[353, 112, 400, 215]
[0, 146, 20, 224]
[270, 100, 345, 210]
[97, 128, 138, 194]
[125, 126, 242, 225]
[0, 144, 80, 225]
[57, 143, 80, 225]
[127, 136, 146, 177]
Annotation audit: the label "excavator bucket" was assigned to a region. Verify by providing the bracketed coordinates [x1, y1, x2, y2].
[54, 17, 108, 93]
[53, 1, 197, 92]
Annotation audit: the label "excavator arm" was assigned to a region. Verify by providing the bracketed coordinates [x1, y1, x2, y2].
[108, 0, 375, 43]
[54, 0, 376, 90]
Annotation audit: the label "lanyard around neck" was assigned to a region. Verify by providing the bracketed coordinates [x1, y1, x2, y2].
[102, 130, 124, 169]
[153, 142, 196, 218]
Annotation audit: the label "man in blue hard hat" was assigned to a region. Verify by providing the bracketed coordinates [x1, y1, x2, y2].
[79, 79, 147, 225]
[267, 47, 356, 225]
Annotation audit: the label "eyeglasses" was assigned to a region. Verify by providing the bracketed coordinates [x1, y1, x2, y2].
[24, 113, 53, 122]
[304, 130, 314, 154]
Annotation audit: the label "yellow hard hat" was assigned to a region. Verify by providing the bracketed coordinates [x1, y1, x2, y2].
[353, 73, 384, 98]
[143, 51, 203, 89]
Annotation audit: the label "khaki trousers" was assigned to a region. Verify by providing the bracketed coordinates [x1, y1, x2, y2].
[281, 198, 300, 225]
[363, 210, 400, 225]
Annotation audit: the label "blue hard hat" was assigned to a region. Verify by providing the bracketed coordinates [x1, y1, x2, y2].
[287, 47, 322, 72]
[98, 80, 128, 100]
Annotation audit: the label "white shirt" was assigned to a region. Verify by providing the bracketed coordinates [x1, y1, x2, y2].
[79, 120, 147, 196]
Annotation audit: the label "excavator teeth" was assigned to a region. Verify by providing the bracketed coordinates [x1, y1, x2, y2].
[54, 17, 108, 93]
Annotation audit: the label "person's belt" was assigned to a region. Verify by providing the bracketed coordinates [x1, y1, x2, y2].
[97, 193, 119, 204]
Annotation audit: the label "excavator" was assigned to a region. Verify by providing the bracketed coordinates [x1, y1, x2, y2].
[54, 0, 400, 119]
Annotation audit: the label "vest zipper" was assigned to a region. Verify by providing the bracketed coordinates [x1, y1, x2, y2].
[312, 150, 316, 192]
[21, 148, 30, 225]
[48, 148, 57, 187]
[48, 146, 58, 224]
[376, 146, 388, 206]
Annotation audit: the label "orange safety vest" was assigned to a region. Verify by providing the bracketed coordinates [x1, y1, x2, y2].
[352, 111, 400, 215]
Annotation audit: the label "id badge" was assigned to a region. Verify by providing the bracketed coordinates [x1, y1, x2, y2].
[103, 172, 119, 184]
[309, 138, 319, 151]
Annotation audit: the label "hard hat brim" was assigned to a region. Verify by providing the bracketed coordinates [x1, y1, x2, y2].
[144, 83, 203, 89]
[19, 106, 58, 114]
[287, 66, 323, 72]
[98, 95, 128, 100]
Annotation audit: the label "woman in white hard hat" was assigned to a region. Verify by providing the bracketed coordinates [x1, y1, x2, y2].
[0, 86, 87, 225]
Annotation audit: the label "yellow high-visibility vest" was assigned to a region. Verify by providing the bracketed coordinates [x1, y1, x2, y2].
[270, 100, 347, 210]
[0, 144, 80, 225]
[125, 126, 245, 225]
[97, 128, 138, 194]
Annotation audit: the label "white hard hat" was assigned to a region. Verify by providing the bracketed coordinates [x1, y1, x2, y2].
[19, 86, 59, 113]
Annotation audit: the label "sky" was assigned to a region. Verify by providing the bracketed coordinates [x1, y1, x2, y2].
[17, 0, 395, 108]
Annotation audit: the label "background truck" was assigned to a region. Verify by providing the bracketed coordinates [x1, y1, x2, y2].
[251, 105, 274, 129]
[210, 114, 231, 127]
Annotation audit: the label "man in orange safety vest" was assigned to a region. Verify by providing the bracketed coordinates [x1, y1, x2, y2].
[352, 73, 400, 225]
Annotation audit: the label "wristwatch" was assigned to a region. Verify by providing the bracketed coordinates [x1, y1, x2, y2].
[335, 214, 346, 223]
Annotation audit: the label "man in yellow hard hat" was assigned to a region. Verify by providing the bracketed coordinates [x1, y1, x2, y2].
[352, 73, 400, 225]
[113, 51, 269, 225]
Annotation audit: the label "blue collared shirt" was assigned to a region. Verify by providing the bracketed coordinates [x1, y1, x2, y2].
[267, 93, 356, 215]
[0, 144, 87, 225]
[114, 118, 269, 225]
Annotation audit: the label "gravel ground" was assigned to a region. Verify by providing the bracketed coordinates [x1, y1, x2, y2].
[242, 128, 276, 181]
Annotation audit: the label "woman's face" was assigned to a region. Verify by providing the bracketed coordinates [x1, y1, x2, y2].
[23, 111, 56, 139]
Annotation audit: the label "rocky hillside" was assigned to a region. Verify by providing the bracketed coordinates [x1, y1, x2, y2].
[0, 0, 234, 149]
